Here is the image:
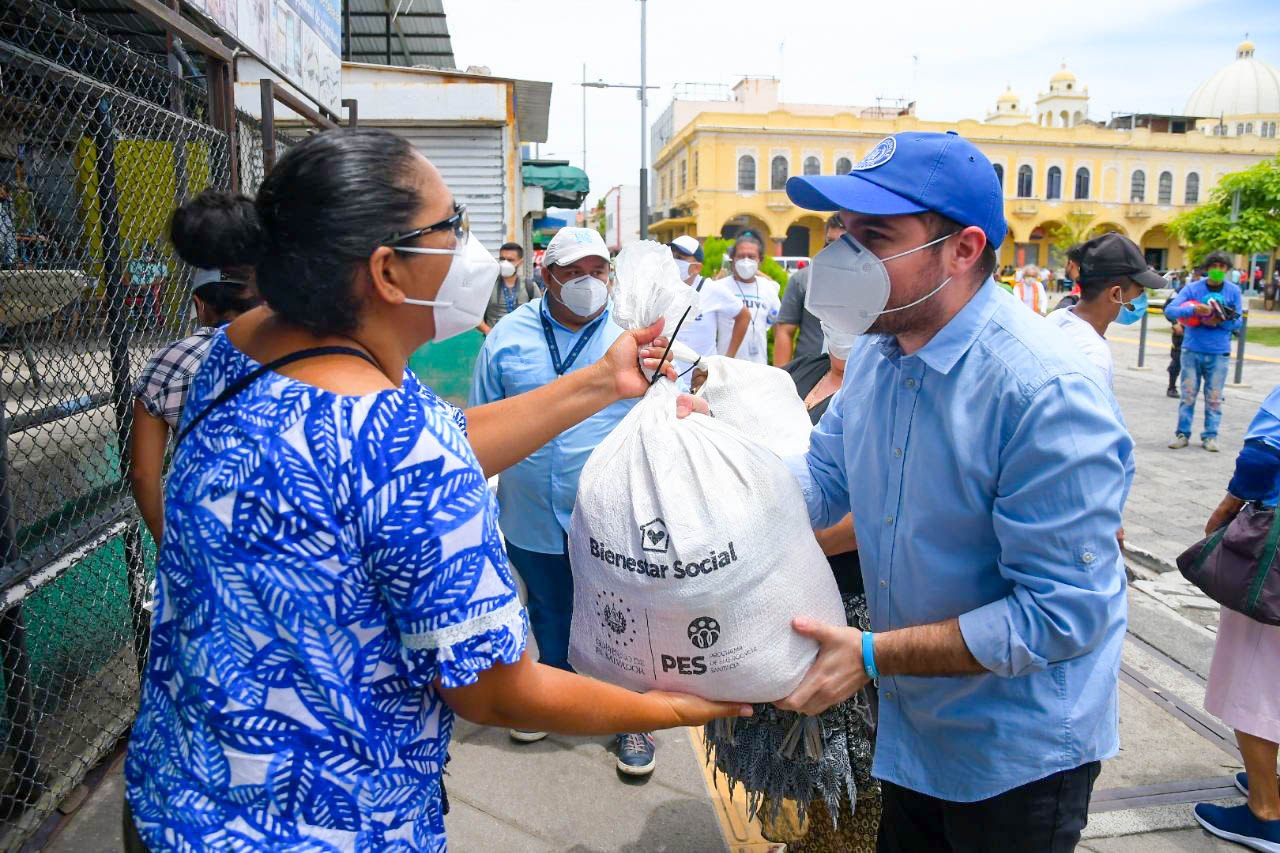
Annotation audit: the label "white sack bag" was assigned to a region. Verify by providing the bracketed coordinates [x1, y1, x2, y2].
[567, 242, 844, 703]
[695, 356, 814, 458]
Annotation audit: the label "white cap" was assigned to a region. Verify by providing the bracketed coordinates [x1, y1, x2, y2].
[544, 227, 610, 268]
[670, 235, 701, 257]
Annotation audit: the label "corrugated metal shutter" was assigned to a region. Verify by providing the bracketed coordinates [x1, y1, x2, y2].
[397, 126, 506, 253]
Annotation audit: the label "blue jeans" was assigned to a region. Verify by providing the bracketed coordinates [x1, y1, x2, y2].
[505, 539, 574, 671]
[1177, 350, 1230, 440]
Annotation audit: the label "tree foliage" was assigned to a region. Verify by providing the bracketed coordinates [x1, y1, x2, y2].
[1168, 156, 1280, 266]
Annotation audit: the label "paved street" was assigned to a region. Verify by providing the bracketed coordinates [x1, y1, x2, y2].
[40, 309, 1280, 853]
[1109, 310, 1280, 577]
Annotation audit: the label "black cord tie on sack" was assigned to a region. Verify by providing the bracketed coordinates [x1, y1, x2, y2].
[646, 305, 693, 389]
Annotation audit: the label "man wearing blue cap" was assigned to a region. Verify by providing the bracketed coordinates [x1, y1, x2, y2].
[766, 132, 1133, 850]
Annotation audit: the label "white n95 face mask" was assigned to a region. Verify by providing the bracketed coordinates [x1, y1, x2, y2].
[402, 233, 497, 341]
[734, 258, 759, 281]
[554, 273, 610, 318]
[820, 320, 858, 361]
[674, 258, 692, 281]
[807, 231, 956, 336]
[498, 259, 517, 278]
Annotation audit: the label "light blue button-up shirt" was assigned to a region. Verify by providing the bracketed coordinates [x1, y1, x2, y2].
[470, 298, 636, 555]
[788, 279, 1134, 802]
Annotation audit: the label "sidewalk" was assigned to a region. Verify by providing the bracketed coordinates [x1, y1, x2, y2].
[1108, 317, 1280, 572]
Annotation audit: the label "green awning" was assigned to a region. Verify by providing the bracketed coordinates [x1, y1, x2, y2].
[522, 161, 589, 208]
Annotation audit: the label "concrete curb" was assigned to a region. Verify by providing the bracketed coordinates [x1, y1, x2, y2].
[1125, 543, 1178, 575]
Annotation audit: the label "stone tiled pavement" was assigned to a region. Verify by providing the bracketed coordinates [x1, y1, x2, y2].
[1109, 316, 1280, 572]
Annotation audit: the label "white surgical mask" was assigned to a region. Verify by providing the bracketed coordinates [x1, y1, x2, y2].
[734, 258, 759, 281]
[807, 231, 956, 336]
[674, 258, 692, 281]
[820, 320, 858, 360]
[552, 270, 610, 318]
[498, 259, 517, 278]
[401, 233, 497, 341]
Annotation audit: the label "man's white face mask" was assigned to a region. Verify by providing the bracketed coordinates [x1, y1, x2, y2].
[806, 231, 956, 336]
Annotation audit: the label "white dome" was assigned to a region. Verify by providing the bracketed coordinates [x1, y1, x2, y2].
[1185, 41, 1280, 118]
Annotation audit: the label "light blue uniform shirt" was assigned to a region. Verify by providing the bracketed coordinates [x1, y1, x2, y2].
[470, 298, 636, 555]
[788, 279, 1134, 802]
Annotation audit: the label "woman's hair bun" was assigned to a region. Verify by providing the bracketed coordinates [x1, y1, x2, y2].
[169, 189, 265, 270]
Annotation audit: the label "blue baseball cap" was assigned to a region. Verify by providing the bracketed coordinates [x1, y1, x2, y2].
[786, 131, 1007, 248]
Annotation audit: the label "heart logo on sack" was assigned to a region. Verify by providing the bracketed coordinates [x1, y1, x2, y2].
[639, 518, 670, 554]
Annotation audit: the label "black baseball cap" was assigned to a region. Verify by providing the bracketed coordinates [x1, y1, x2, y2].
[1076, 232, 1165, 289]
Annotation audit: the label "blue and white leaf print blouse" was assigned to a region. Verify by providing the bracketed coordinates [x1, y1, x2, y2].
[126, 332, 527, 852]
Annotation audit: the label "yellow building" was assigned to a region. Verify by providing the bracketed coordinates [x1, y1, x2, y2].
[649, 42, 1280, 272]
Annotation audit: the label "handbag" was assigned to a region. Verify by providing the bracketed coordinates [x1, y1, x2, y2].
[1177, 503, 1280, 626]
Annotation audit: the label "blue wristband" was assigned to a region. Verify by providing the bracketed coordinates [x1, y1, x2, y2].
[861, 631, 880, 681]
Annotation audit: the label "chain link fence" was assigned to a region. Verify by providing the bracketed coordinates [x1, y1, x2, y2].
[0, 1, 258, 846]
[237, 109, 308, 197]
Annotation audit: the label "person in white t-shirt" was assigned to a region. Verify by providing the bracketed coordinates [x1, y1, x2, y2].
[1047, 232, 1161, 388]
[720, 234, 781, 363]
[669, 237, 749, 374]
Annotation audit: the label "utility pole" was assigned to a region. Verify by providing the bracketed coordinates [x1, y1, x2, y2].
[581, 63, 588, 213]
[638, 0, 649, 241]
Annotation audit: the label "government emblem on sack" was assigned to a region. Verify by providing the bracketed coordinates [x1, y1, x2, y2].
[596, 590, 638, 647]
[852, 137, 896, 171]
[639, 518, 670, 554]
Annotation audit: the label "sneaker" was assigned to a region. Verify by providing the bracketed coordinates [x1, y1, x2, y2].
[1167, 388, 1180, 398]
[508, 729, 548, 743]
[1238, 771, 1250, 796]
[616, 732, 656, 776]
[1204, 438, 1221, 452]
[1169, 435, 1190, 449]
[1194, 802, 1280, 852]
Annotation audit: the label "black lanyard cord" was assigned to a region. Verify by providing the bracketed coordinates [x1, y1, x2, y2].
[176, 345, 380, 447]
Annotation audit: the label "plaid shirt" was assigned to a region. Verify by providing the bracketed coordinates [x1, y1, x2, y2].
[131, 327, 218, 429]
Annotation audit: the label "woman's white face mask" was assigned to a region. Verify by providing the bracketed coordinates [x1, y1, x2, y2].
[398, 233, 497, 341]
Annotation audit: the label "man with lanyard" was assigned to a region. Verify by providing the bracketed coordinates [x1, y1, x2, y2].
[1164, 250, 1244, 452]
[754, 131, 1132, 850]
[478, 241, 538, 335]
[669, 236, 749, 379]
[774, 214, 846, 366]
[470, 227, 659, 777]
[722, 233, 781, 363]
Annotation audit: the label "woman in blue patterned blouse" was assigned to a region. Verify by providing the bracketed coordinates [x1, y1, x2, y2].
[123, 129, 745, 852]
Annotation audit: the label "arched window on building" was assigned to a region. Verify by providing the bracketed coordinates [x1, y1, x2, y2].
[1074, 167, 1091, 200]
[1237, 122, 1246, 136]
[803, 156, 821, 176]
[1158, 171, 1173, 205]
[1246, 122, 1255, 135]
[680, 160, 687, 193]
[1016, 165, 1034, 198]
[737, 155, 756, 192]
[771, 155, 789, 190]
[1046, 166, 1062, 200]
[693, 151, 699, 183]
[993, 163, 1004, 192]
[1185, 172, 1200, 204]
[836, 156, 852, 174]
[1130, 170, 1146, 203]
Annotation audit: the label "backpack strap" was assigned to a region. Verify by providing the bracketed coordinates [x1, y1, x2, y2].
[176, 346, 380, 447]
